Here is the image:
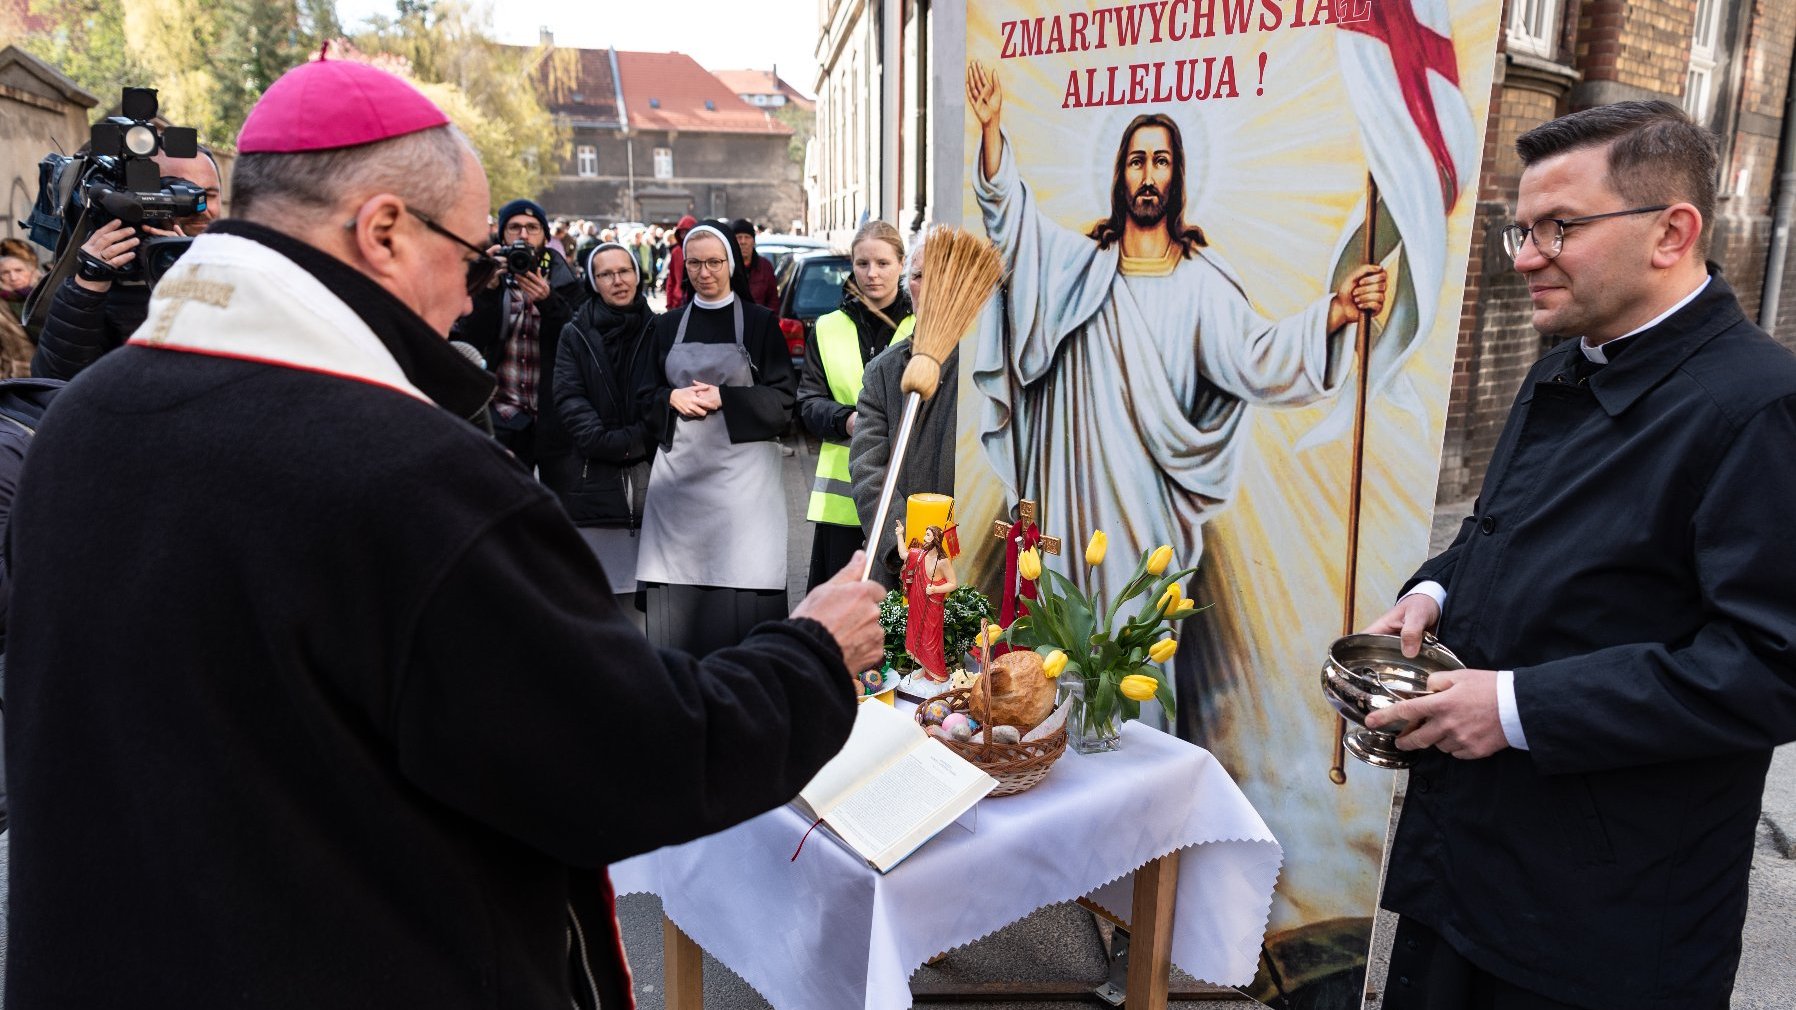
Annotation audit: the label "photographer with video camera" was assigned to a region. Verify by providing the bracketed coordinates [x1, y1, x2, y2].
[30, 147, 222, 381]
[452, 198, 584, 485]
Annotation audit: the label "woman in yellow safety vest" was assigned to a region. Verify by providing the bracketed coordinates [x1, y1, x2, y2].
[796, 220, 916, 591]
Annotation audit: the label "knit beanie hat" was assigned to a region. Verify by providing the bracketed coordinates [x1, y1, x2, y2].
[497, 198, 548, 235]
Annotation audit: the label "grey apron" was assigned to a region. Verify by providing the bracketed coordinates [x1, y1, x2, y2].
[636, 300, 787, 590]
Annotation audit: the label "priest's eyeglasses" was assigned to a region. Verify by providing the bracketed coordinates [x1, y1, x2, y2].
[1500, 205, 1669, 261]
[395, 208, 501, 294]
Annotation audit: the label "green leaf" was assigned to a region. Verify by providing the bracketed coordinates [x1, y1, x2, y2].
[1093, 679, 1119, 726]
[1155, 677, 1178, 720]
[1101, 555, 1153, 635]
[941, 586, 997, 659]
[1097, 639, 1121, 673]
[1029, 597, 1071, 652]
[877, 590, 911, 672]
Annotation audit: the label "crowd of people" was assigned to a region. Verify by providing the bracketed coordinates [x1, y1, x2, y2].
[525, 213, 786, 315]
[437, 193, 927, 652]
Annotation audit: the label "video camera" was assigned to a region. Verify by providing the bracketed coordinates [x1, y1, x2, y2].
[23, 87, 207, 320]
[501, 240, 550, 280]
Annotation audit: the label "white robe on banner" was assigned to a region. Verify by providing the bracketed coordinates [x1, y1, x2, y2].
[971, 133, 1353, 602]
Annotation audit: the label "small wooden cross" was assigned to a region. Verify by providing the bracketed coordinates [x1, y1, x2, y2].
[990, 498, 1062, 555]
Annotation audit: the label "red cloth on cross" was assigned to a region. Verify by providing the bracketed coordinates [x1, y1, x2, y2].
[995, 521, 1042, 656]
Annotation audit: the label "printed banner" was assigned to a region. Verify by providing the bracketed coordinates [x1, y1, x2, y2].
[954, 1, 1501, 1002]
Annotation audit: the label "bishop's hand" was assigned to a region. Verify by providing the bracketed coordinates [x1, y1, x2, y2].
[1326, 264, 1388, 333]
[792, 551, 887, 678]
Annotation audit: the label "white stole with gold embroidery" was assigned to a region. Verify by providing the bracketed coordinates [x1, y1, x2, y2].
[127, 232, 432, 405]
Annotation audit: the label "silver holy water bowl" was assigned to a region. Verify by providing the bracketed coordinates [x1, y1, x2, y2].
[1320, 633, 1465, 770]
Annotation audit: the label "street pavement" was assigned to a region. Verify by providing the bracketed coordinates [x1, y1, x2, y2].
[613, 448, 1796, 1008]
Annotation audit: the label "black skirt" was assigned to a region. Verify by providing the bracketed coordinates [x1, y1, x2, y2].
[642, 582, 789, 657]
[806, 523, 866, 592]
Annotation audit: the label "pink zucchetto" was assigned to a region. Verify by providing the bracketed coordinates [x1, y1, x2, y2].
[237, 56, 451, 154]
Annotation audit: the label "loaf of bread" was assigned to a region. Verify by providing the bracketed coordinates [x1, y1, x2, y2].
[970, 650, 1057, 732]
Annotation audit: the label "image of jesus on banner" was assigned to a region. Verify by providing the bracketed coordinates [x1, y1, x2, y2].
[966, 59, 1417, 618]
[954, 1, 1495, 1000]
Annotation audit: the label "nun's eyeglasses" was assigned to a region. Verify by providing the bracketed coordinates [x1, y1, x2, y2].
[1500, 205, 1668, 261]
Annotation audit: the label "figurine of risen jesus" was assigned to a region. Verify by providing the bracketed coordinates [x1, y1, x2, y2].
[897, 522, 957, 681]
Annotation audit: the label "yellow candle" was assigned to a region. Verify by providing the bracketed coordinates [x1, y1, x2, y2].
[904, 493, 953, 550]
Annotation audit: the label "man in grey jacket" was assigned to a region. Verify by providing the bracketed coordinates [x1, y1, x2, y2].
[848, 241, 956, 589]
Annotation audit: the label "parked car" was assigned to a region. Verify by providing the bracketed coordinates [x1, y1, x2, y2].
[775, 250, 852, 369]
[757, 234, 831, 278]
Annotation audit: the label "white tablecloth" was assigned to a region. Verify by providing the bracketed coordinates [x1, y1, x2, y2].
[612, 721, 1284, 1010]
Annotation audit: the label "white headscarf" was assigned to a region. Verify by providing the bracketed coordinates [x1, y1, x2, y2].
[681, 224, 738, 308]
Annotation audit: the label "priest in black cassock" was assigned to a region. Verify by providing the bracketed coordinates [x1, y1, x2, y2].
[3, 59, 883, 1010]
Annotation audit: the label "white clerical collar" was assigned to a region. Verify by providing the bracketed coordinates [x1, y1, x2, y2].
[1579, 276, 1710, 364]
[692, 292, 736, 309]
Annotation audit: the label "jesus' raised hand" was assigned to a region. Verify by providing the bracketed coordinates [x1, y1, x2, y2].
[966, 61, 1004, 180]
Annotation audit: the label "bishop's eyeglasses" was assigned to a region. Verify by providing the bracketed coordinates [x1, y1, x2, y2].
[1501, 205, 1669, 261]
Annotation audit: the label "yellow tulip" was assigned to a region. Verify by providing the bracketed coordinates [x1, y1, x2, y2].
[1042, 649, 1068, 679]
[975, 623, 1006, 649]
[1149, 638, 1179, 663]
[1017, 547, 1042, 581]
[1157, 583, 1182, 614]
[1120, 674, 1159, 701]
[1146, 544, 1174, 576]
[1169, 604, 1199, 620]
[1085, 530, 1108, 566]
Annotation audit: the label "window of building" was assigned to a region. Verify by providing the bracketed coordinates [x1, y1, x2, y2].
[1684, 0, 1724, 120]
[653, 147, 674, 180]
[576, 145, 597, 178]
[1506, 0, 1560, 59]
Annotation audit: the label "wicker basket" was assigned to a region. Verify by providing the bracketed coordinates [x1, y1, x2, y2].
[916, 685, 1067, 797]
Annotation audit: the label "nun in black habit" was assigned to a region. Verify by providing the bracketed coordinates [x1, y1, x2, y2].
[634, 221, 797, 656]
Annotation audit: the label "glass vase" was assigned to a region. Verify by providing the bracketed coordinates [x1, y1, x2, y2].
[1058, 676, 1121, 754]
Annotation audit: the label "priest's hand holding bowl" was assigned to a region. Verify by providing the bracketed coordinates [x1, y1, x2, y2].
[791, 550, 887, 683]
[1363, 592, 1441, 659]
[1361, 593, 1506, 759]
[1364, 669, 1508, 761]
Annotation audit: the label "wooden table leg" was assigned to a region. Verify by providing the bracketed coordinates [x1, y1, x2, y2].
[663, 914, 704, 1010]
[1125, 853, 1181, 1010]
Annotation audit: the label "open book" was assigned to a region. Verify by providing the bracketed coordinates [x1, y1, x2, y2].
[794, 700, 997, 872]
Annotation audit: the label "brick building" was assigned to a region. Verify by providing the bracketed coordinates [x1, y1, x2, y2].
[530, 46, 803, 229]
[1441, 0, 1796, 500]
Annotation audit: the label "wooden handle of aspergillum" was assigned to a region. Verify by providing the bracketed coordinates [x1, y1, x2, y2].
[900, 354, 942, 400]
